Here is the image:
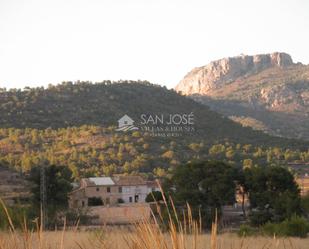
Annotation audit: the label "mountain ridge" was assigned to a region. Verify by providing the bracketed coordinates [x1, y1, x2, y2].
[175, 52, 309, 140]
[175, 52, 297, 95]
[0, 81, 307, 148]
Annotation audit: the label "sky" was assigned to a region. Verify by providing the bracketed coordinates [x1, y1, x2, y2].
[0, 0, 309, 89]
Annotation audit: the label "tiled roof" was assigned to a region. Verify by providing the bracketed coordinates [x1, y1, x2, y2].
[112, 175, 146, 186]
[81, 177, 115, 187]
[89, 177, 115, 186]
[78, 175, 148, 188]
[146, 180, 160, 188]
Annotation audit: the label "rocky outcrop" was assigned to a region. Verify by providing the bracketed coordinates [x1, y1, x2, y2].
[175, 52, 294, 95]
[175, 52, 309, 140]
[259, 85, 304, 111]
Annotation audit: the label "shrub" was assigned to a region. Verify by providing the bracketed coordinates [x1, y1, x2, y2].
[238, 224, 257, 236]
[262, 215, 309, 238]
[301, 193, 309, 214]
[145, 191, 163, 203]
[88, 197, 103, 206]
[262, 222, 282, 237]
[0, 204, 34, 230]
[249, 210, 273, 226]
[281, 215, 309, 238]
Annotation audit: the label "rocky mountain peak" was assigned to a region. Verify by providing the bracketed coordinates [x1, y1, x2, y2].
[175, 52, 309, 140]
[175, 52, 295, 95]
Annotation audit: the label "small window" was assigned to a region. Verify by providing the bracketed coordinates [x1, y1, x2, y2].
[107, 187, 111, 193]
[82, 201, 85, 207]
[129, 197, 132, 203]
[96, 187, 100, 191]
[118, 187, 122, 193]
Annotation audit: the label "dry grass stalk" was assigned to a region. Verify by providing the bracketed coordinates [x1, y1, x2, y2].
[210, 210, 218, 249]
[0, 186, 308, 249]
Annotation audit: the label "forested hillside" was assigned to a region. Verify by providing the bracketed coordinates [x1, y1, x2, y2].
[0, 81, 306, 146]
[0, 125, 308, 179]
[0, 81, 308, 178]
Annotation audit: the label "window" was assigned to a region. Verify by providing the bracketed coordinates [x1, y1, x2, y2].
[82, 201, 85, 207]
[118, 187, 122, 193]
[106, 197, 110, 205]
[96, 187, 100, 191]
[107, 187, 111, 193]
[129, 197, 132, 203]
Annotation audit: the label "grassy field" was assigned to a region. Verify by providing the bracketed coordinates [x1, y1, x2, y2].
[1, 193, 308, 249]
[0, 229, 309, 249]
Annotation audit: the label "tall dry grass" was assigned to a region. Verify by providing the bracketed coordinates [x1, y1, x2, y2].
[1, 228, 309, 249]
[1, 192, 309, 249]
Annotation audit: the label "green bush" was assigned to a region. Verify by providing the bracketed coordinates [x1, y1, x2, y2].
[301, 194, 309, 214]
[236, 213, 309, 238]
[262, 222, 282, 236]
[0, 204, 34, 230]
[249, 210, 273, 226]
[281, 215, 309, 238]
[238, 224, 257, 236]
[145, 191, 163, 203]
[262, 215, 309, 238]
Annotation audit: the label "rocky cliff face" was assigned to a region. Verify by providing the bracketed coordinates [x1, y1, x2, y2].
[175, 52, 294, 95]
[175, 52, 309, 140]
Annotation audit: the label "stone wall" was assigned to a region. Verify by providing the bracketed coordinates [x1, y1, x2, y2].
[88, 203, 151, 224]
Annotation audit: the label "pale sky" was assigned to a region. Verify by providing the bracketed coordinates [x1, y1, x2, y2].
[0, 0, 309, 89]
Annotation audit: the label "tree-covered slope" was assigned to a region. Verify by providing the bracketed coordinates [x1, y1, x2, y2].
[0, 81, 307, 148]
[0, 81, 308, 178]
[0, 126, 308, 179]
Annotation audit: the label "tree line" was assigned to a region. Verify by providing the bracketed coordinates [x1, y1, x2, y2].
[0, 126, 308, 180]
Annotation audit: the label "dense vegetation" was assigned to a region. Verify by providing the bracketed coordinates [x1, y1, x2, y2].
[239, 216, 309, 237]
[0, 81, 308, 178]
[0, 125, 308, 178]
[165, 161, 238, 221]
[29, 164, 73, 226]
[0, 81, 307, 147]
[165, 161, 308, 235]
[242, 166, 301, 224]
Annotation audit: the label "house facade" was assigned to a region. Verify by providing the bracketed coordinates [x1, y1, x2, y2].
[69, 175, 159, 209]
[68, 175, 160, 224]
